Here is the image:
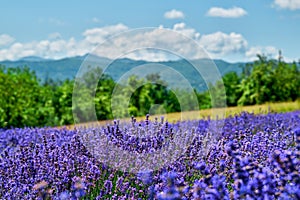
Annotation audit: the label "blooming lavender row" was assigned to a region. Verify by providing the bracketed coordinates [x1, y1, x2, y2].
[0, 111, 299, 199]
[0, 128, 101, 199]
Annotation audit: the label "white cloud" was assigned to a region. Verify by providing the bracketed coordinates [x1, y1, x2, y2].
[123, 49, 177, 62]
[172, 23, 200, 39]
[164, 9, 185, 19]
[245, 46, 278, 60]
[85, 24, 249, 61]
[206, 7, 247, 18]
[199, 32, 248, 56]
[0, 34, 15, 47]
[0, 26, 249, 61]
[83, 23, 128, 44]
[0, 24, 128, 61]
[0, 38, 79, 61]
[0, 23, 288, 62]
[0, 42, 34, 60]
[273, 0, 300, 10]
[88, 23, 207, 61]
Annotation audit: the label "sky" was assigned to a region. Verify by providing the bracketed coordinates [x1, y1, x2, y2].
[0, 0, 300, 62]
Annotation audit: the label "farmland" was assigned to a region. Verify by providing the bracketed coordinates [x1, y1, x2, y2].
[0, 53, 300, 199]
[1, 110, 300, 199]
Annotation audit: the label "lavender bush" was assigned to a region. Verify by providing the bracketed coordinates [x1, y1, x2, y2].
[0, 111, 299, 199]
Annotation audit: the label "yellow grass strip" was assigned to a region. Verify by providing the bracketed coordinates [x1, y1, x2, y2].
[64, 101, 299, 129]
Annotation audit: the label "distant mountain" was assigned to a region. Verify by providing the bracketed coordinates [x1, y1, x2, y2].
[0, 55, 246, 91]
[19, 56, 50, 62]
[1, 56, 86, 81]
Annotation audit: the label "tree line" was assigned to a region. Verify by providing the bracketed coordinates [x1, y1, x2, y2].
[0, 54, 299, 128]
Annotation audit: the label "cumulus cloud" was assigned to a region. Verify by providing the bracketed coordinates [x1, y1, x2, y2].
[0, 42, 34, 60]
[83, 23, 128, 44]
[206, 7, 247, 18]
[273, 0, 300, 10]
[0, 34, 15, 47]
[245, 46, 278, 60]
[87, 24, 250, 61]
[0, 23, 285, 62]
[89, 28, 193, 60]
[0, 24, 129, 61]
[88, 23, 208, 61]
[199, 32, 248, 56]
[0, 25, 248, 61]
[0, 37, 79, 61]
[164, 9, 185, 19]
[172, 23, 200, 39]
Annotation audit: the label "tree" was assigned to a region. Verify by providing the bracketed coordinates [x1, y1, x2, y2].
[222, 72, 241, 106]
[237, 54, 300, 105]
[95, 74, 115, 120]
[52, 79, 74, 125]
[0, 66, 54, 127]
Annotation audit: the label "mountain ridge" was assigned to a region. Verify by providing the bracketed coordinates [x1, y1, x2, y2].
[0, 54, 246, 91]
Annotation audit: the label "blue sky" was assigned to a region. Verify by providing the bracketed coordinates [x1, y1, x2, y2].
[1, 0, 300, 62]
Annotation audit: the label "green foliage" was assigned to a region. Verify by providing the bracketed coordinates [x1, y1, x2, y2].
[196, 90, 211, 109]
[95, 74, 115, 120]
[0, 53, 299, 128]
[112, 74, 181, 118]
[0, 66, 54, 127]
[52, 79, 74, 125]
[237, 55, 300, 105]
[222, 72, 241, 106]
[208, 81, 227, 108]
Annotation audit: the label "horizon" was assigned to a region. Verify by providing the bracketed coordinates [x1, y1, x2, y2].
[0, 52, 292, 64]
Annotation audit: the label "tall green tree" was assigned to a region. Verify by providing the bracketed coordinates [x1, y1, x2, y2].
[222, 72, 241, 106]
[52, 79, 74, 125]
[237, 54, 300, 105]
[0, 66, 54, 127]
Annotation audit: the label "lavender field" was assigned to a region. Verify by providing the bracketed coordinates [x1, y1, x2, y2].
[1, 111, 300, 199]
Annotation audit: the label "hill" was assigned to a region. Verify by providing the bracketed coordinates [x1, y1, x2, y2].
[0, 55, 245, 91]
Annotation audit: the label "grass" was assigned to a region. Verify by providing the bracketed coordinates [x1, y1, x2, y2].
[66, 101, 300, 129]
